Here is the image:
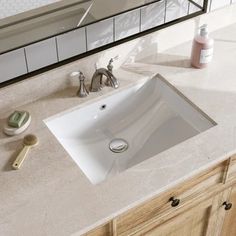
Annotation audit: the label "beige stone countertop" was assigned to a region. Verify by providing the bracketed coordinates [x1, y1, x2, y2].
[1, 23, 236, 236]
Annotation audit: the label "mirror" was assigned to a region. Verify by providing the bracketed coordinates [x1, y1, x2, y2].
[0, 0, 157, 53]
[0, 0, 206, 87]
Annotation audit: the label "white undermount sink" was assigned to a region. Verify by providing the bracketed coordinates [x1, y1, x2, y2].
[45, 74, 216, 184]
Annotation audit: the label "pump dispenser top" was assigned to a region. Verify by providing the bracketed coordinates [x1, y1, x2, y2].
[191, 24, 214, 69]
[200, 24, 209, 37]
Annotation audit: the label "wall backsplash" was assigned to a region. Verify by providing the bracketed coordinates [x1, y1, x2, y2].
[0, 0, 235, 85]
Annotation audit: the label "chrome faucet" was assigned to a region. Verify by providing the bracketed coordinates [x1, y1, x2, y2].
[90, 58, 119, 92]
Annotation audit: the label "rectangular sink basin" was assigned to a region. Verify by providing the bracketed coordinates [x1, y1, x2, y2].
[45, 74, 216, 184]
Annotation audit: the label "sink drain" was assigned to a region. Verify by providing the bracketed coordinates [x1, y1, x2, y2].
[109, 138, 129, 153]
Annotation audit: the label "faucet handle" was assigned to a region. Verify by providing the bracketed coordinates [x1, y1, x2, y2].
[107, 55, 119, 72]
[70, 71, 89, 97]
[105, 56, 119, 87]
[70, 71, 86, 81]
[78, 71, 85, 81]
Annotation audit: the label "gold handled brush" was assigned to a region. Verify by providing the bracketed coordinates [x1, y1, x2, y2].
[12, 134, 38, 170]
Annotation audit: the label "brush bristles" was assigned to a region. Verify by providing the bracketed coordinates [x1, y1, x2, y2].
[24, 134, 38, 146]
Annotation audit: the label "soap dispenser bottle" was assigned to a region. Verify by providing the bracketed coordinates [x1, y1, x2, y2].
[191, 24, 214, 69]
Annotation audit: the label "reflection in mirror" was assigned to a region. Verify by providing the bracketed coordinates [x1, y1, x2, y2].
[0, 0, 206, 86]
[0, 0, 62, 19]
[0, 0, 157, 53]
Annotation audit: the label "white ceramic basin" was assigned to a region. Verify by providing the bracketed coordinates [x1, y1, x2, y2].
[45, 74, 216, 184]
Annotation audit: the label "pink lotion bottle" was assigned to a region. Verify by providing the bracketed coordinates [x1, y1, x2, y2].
[191, 24, 214, 69]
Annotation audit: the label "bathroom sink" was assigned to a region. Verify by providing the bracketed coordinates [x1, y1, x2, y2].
[45, 74, 216, 184]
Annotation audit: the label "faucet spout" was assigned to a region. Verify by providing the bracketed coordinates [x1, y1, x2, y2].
[90, 68, 119, 92]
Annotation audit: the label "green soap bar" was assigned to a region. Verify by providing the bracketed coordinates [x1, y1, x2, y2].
[8, 111, 27, 128]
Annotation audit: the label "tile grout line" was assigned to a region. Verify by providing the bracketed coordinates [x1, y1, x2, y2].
[85, 26, 88, 52]
[23, 48, 29, 73]
[55, 37, 60, 62]
[139, 7, 142, 33]
[113, 17, 116, 42]
[187, 0, 191, 15]
[164, 0, 167, 23]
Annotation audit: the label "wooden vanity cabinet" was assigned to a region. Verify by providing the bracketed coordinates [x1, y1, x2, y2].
[220, 184, 236, 236]
[133, 193, 222, 236]
[85, 155, 236, 236]
[85, 224, 111, 236]
[115, 162, 225, 236]
[225, 155, 236, 183]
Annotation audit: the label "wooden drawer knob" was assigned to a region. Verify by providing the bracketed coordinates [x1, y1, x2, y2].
[169, 197, 180, 207]
[223, 201, 232, 211]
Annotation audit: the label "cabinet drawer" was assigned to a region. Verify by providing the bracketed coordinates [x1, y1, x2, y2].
[116, 162, 225, 236]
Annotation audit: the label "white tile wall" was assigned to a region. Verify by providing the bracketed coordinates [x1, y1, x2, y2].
[165, 0, 189, 22]
[0, 49, 27, 83]
[25, 38, 58, 72]
[210, 0, 231, 11]
[141, 1, 165, 31]
[115, 9, 140, 41]
[86, 18, 114, 50]
[57, 27, 86, 61]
